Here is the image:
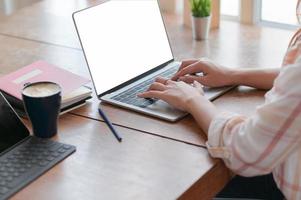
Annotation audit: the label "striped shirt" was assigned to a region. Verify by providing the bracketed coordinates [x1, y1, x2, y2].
[206, 37, 301, 199]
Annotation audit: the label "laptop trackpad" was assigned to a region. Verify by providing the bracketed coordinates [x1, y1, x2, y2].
[146, 100, 186, 117]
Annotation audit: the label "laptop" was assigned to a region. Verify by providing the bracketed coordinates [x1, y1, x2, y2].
[72, 0, 233, 122]
[0, 92, 75, 200]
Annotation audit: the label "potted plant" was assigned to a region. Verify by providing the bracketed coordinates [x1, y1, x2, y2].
[190, 0, 211, 40]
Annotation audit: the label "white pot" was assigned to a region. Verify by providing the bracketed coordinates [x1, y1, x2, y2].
[191, 15, 211, 40]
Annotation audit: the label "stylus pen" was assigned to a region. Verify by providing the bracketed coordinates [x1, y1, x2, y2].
[98, 108, 122, 142]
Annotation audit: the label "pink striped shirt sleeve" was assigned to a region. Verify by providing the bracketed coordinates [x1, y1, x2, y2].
[206, 43, 301, 199]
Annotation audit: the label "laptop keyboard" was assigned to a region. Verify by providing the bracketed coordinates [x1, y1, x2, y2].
[112, 66, 178, 108]
[0, 137, 75, 200]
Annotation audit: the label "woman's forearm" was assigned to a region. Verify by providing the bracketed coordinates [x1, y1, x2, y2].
[230, 68, 280, 90]
[186, 67, 279, 133]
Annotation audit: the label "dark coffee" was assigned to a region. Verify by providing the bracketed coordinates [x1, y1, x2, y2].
[22, 82, 61, 138]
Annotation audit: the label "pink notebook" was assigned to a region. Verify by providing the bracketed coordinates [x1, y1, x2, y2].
[0, 61, 90, 100]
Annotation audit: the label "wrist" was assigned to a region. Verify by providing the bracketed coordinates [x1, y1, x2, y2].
[186, 95, 207, 114]
[228, 68, 243, 85]
[185, 94, 220, 133]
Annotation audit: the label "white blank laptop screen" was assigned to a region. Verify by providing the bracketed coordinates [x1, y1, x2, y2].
[73, 0, 173, 96]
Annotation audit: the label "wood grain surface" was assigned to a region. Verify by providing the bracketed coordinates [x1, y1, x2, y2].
[12, 115, 228, 200]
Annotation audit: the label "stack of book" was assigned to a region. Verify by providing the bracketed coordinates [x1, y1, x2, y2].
[0, 61, 92, 117]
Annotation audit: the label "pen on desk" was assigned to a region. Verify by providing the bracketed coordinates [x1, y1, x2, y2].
[98, 108, 122, 142]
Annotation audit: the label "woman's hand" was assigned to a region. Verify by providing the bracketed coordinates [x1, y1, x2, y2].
[172, 58, 235, 88]
[137, 77, 204, 112]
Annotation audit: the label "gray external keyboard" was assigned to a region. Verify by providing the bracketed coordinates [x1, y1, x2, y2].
[0, 137, 75, 200]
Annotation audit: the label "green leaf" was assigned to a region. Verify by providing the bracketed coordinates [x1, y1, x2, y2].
[189, 0, 211, 17]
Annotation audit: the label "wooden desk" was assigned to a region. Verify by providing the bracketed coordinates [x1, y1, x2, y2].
[0, 0, 295, 199]
[12, 115, 231, 200]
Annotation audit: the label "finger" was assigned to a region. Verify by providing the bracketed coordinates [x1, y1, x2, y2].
[178, 59, 199, 71]
[147, 82, 166, 91]
[154, 76, 168, 85]
[193, 80, 204, 95]
[179, 75, 209, 86]
[193, 80, 203, 88]
[178, 75, 199, 84]
[173, 61, 207, 80]
[166, 79, 177, 86]
[137, 90, 164, 99]
[171, 60, 199, 81]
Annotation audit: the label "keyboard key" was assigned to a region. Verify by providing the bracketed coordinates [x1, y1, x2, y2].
[51, 152, 60, 157]
[5, 176, 13, 182]
[12, 172, 20, 177]
[20, 160, 26, 164]
[0, 167, 5, 172]
[7, 155, 15, 160]
[13, 151, 21, 156]
[39, 161, 49, 167]
[46, 156, 55, 162]
[8, 168, 15, 173]
[30, 159, 38, 164]
[1, 172, 9, 177]
[25, 163, 32, 168]
[63, 145, 72, 150]
[36, 155, 44, 160]
[18, 168, 26, 173]
[1, 159, 8, 164]
[58, 148, 66, 154]
[0, 187, 9, 194]
[0, 181, 6, 186]
[48, 143, 62, 152]
[11, 159, 19, 164]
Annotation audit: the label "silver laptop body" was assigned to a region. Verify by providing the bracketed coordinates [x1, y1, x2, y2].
[73, 0, 232, 122]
